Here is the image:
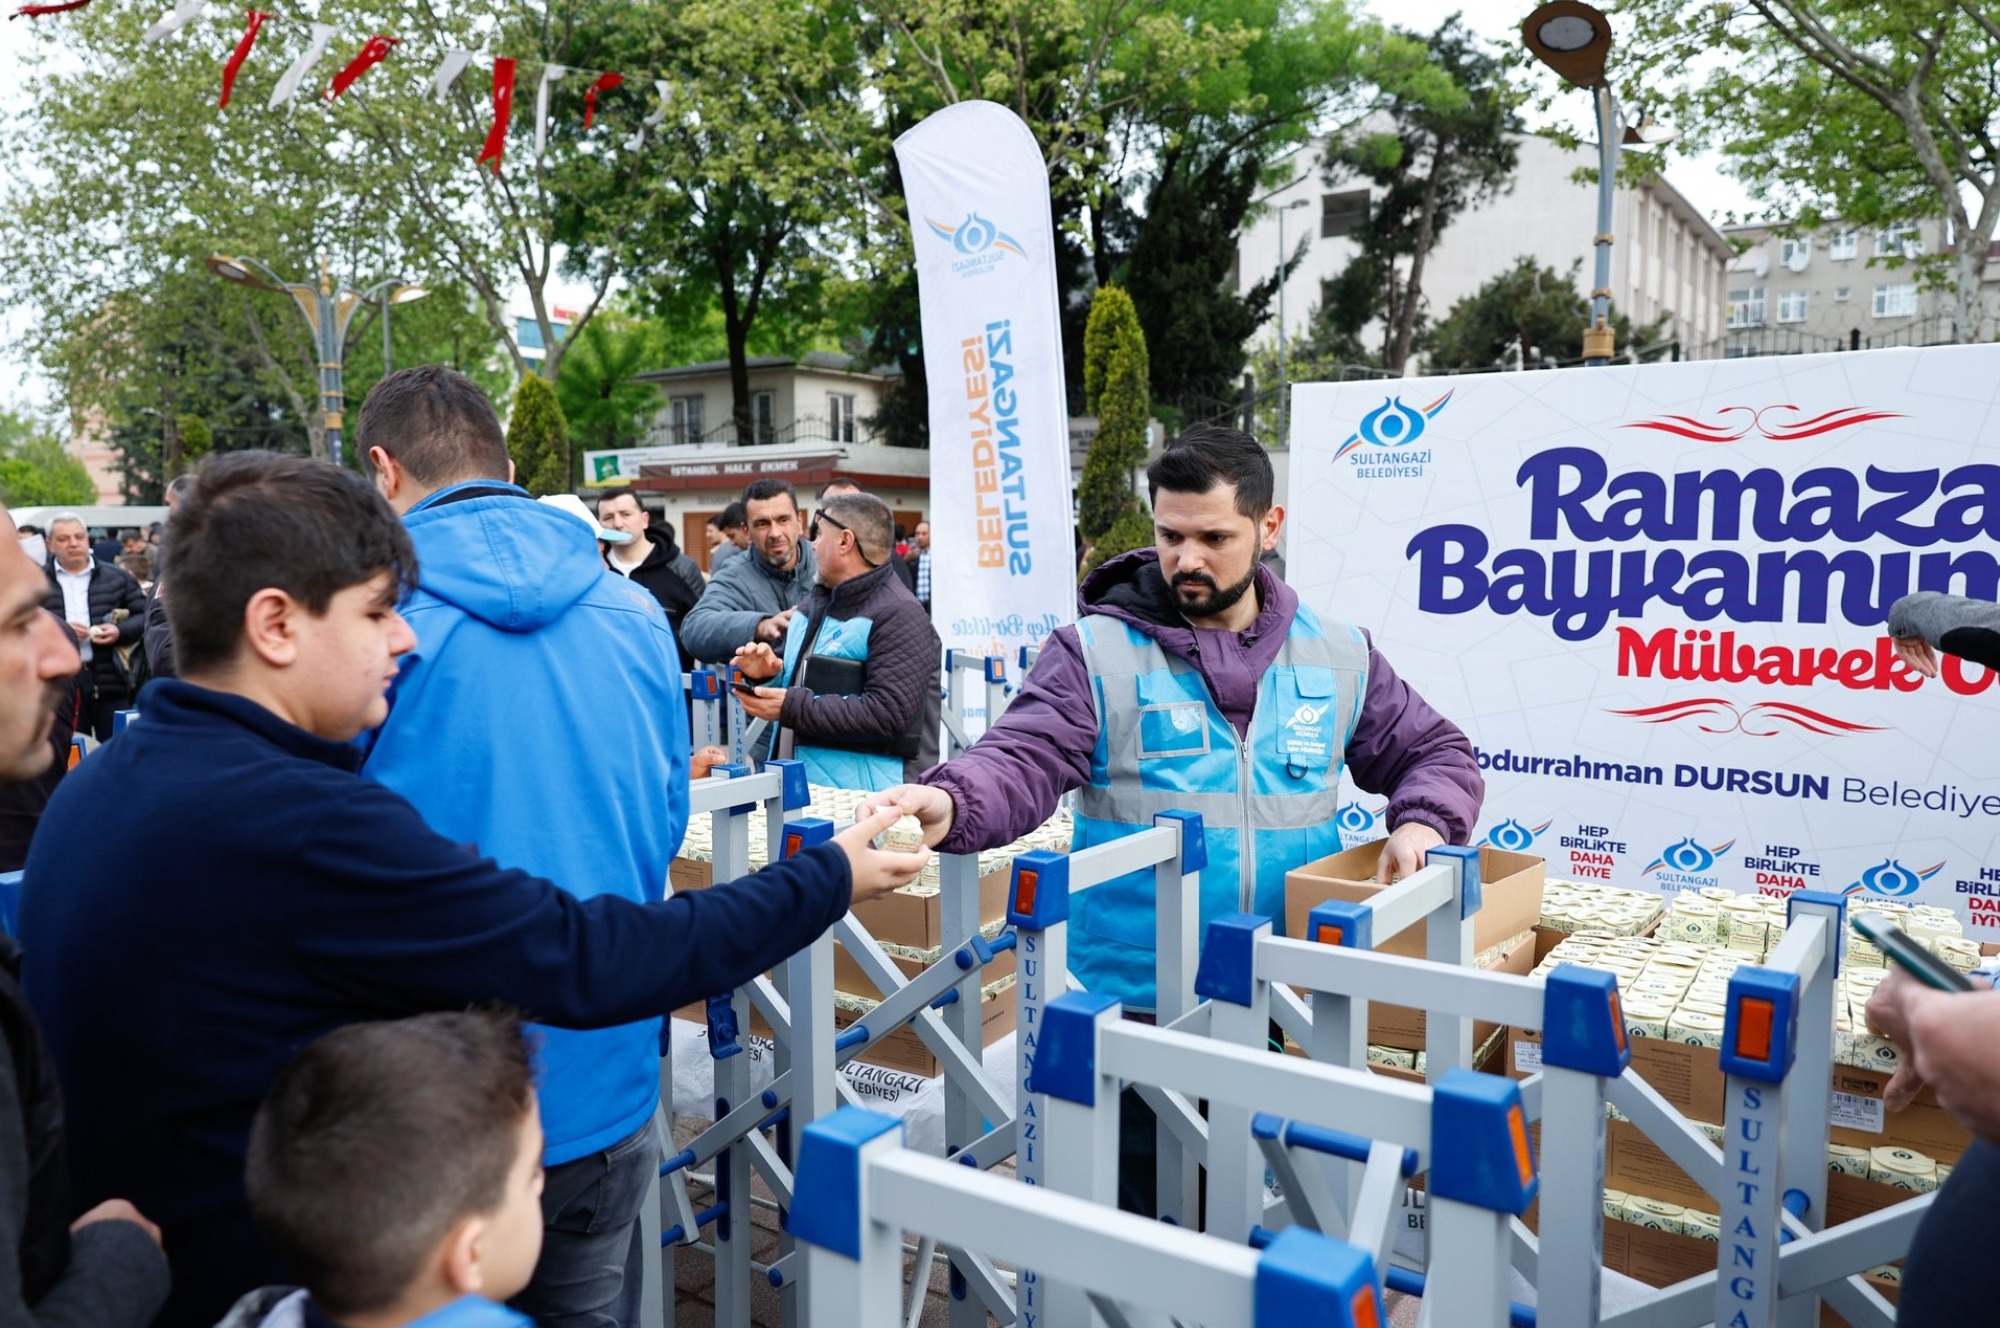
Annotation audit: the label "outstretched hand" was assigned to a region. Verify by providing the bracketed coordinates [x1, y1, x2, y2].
[1375, 821, 1445, 883]
[854, 783, 956, 848]
[836, 806, 934, 903]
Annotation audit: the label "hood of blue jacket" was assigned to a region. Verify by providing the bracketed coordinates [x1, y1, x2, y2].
[403, 485, 604, 633]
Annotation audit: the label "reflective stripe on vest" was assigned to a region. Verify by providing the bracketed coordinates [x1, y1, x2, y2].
[1067, 605, 1368, 1009]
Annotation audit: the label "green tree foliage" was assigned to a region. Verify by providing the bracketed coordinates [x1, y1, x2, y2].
[1423, 258, 1671, 372]
[1613, 2, 2000, 340]
[507, 374, 573, 496]
[0, 410, 94, 507]
[1306, 18, 1519, 375]
[1077, 286, 1152, 571]
[554, 313, 669, 456]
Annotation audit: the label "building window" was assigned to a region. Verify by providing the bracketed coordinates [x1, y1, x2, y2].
[1835, 286, 1851, 302]
[1724, 345, 1760, 359]
[1873, 284, 1918, 318]
[1319, 189, 1369, 239]
[1829, 229, 1858, 260]
[1777, 291, 1808, 323]
[828, 393, 856, 444]
[1780, 237, 1811, 269]
[1727, 286, 1766, 328]
[670, 395, 703, 445]
[1876, 224, 1922, 259]
[751, 390, 776, 445]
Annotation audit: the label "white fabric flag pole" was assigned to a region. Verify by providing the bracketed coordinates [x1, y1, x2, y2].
[143, 0, 203, 42]
[623, 79, 671, 152]
[268, 22, 335, 109]
[894, 101, 1077, 711]
[534, 63, 570, 160]
[429, 49, 473, 100]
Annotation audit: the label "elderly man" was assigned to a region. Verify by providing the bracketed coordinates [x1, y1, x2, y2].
[41, 515, 146, 741]
[733, 491, 940, 789]
[679, 480, 817, 666]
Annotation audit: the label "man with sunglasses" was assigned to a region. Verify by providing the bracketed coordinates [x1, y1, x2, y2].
[732, 492, 940, 789]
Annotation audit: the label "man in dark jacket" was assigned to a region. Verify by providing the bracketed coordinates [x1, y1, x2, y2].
[734, 492, 940, 789]
[597, 487, 703, 666]
[0, 502, 169, 1327]
[41, 516, 146, 741]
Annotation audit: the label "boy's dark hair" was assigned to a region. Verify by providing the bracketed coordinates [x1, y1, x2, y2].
[355, 365, 510, 489]
[741, 479, 796, 509]
[246, 1010, 537, 1317]
[1146, 424, 1275, 519]
[162, 451, 418, 676]
[717, 501, 746, 531]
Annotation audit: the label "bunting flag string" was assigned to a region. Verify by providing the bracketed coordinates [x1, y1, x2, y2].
[10, 0, 93, 18]
[143, 0, 203, 41]
[476, 57, 515, 175]
[582, 71, 622, 129]
[266, 20, 332, 107]
[533, 63, 569, 159]
[623, 79, 671, 152]
[429, 49, 472, 100]
[217, 8, 268, 107]
[327, 32, 397, 100]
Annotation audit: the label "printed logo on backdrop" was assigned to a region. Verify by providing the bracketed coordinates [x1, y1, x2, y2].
[1642, 837, 1737, 893]
[1842, 859, 1944, 899]
[1329, 391, 1454, 479]
[924, 213, 1026, 279]
[1334, 801, 1388, 849]
[1477, 818, 1551, 852]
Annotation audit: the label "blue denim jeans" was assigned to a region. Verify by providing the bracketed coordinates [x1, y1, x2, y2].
[510, 1124, 659, 1328]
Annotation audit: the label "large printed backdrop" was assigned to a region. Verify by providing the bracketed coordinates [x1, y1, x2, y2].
[1289, 345, 2000, 934]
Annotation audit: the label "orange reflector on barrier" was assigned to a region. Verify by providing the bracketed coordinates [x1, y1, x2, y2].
[1316, 923, 1344, 946]
[1508, 1105, 1534, 1186]
[1014, 870, 1038, 917]
[1736, 996, 1775, 1063]
[1609, 988, 1629, 1053]
[783, 832, 802, 858]
[1351, 1287, 1382, 1328]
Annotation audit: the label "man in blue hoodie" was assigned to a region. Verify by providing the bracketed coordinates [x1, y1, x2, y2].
[356, 366, 688, 1328]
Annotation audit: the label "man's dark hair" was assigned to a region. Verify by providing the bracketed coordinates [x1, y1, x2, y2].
[819, 492, 891, 564]
[1146, 424, 1275, 519]
[165, 474, 196, 504]
[717, 501, 746, 531]
[741, 479, 797, 509]
[595, 487, 648, 516]
[355, 365, 510, 488]
[246, 1010, 536, 1317]
[15, 524, 38, 537]
[163, 451, 418, 676]
[816, 475, 862, 501]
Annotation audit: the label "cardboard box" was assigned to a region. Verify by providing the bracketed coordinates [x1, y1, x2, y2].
[1284, 843, 1544, 959]
[1363, 929, 1536, 1049]
[670, 855, 1015, 952]
[1508, 1028, 1969, 1170]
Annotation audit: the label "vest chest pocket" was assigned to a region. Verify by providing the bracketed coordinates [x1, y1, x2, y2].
[1272, 666, 1339, 774]
[1138, 702, 1211, 760]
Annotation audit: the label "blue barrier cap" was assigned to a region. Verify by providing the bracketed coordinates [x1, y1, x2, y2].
[944, 649, 959, 676]
[1539, 964, 1631, 1078]
[1193, 913, 1270, 1007]
[1788, 890, 1848, 972]
[984, 656, 1006, 684]
[1306, 900, 1373, 951]
[1720, 967, 1802, 1084]
[790, 1107, 903, 1259]
[691, 668, 722, 700]
[713, 762, 757, 816]
[1006, 850, 1070, 930]
[112, 709, 138, 734]
[1427, 843, 1483, 920]
[1153, 810, 1208, 877]
[1019, 645, 1035, 671]
[1429, 1069, 1537, 1215]
[705, 994, 743, 1061]
[1032, 992, 1120, 1105]
[768, 758, 810, 811]
[1254, 1227, 1383, 1328]
[779, 817, 836, 860]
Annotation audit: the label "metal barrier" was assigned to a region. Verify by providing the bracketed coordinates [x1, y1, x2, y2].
[794, 1105, 1390, 1328]
[940, 651, 1009, 760]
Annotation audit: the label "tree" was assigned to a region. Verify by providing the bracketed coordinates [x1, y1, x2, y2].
[1077, 287, 1152, 573]
[1423, 257, 1670, 372]
[1307, 18, 1520, 376]
[0, 410, 94, 506]
[1615, 2, 2000, 341]
[507, 374, 572, 496]
[554, 313, 669, 457]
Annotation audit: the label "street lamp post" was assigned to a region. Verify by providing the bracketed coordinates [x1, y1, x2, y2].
[1274, 197, 1310, 444]
[206, 254, 428, 467]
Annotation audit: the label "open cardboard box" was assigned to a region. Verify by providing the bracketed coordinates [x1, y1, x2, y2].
[1284, 842, 1544, 958]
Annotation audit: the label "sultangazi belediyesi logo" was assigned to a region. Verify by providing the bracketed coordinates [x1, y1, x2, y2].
[925, 212, 1025, 277]
[1330, 391, 1454, 475]
[1479, 817, 1552, 852]
[1843, 859, 1945, 899]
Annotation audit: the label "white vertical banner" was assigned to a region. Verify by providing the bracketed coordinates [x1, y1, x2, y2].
[896, 101, 1077, 697]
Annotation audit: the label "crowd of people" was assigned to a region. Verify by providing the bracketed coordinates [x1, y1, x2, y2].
[0, 361, 1990, 1328]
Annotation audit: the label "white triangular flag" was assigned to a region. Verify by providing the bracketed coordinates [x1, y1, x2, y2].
[622, 79, 672, 152]
[430, 49, 472, 100]
[268, 22, 336, 108]
[143, 0, 204, 42]
[534, 63, 570, 160]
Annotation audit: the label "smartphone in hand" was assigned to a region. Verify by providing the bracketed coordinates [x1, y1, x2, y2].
[1852, 913, 1975, 992]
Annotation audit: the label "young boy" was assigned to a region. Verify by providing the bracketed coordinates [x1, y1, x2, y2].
[19, 451, 931, 1328]
[221, 1010, 545, 1328]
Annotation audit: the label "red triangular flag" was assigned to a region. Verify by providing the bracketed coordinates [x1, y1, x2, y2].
[583, 72, 624, 129]
[9, 0, 91, 18]
[477, 58, 516, 175]
[327, 33, 398, 100]
[219, 10, 270, 109]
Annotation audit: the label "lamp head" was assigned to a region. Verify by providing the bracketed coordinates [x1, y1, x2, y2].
[1522, 0, 1612, 90]
[205, 254, 274, 290]
[389, 284, 430, 305]
[1622, 114, 1678, 149]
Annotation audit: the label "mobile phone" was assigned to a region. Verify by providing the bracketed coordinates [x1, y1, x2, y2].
[732, 679, 763, 696]
[1851, 913, 1975, 992]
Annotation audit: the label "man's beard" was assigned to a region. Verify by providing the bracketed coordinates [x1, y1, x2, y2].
[1171, 565, 1257, 620]
[759, 538, 794, 569]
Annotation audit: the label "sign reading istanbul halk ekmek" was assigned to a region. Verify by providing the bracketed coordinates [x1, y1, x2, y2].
[895, 101, 1077, 679]
[1289, 346, 2000, 933]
